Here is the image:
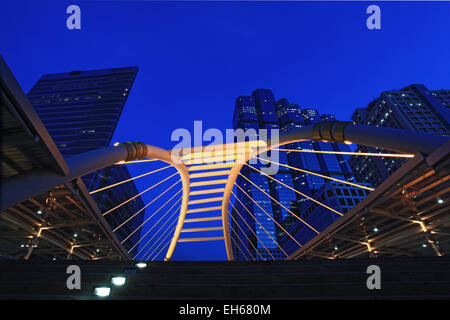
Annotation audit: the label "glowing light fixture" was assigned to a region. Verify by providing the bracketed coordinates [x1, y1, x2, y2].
[135, 262, 147, 269]
[94, 287, 111, 297]
[111, 276, 126, 286]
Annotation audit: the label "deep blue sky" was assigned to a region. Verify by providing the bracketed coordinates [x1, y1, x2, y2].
[1, 1, 449, 260]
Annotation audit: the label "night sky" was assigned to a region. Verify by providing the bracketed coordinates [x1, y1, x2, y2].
[1, 1, 449, 260]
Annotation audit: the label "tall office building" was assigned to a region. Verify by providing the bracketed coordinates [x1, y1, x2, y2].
[349, 84, 450, 187]
[232, 90, 284, 260]
[280, 181, 371, 254]
[26, 66, 145, 257]
[231, 89, 362, 260]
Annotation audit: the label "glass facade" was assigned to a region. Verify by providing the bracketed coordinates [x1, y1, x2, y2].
[231, 89, 364, 260]
[28, 67, 138, 159]
[280, 181, 371, 254]
[27, 66, 145, 257]
[349, 84, 450, 187]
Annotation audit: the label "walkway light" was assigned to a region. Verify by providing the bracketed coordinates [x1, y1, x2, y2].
[36, 210, 43, 215]
[111, 276, 126, 286]
[437, 199, 444, 204]
[135, 262, 147, 269]
[373, 227, 379, 232]
[94, 287, 111, 297]
[422, 244, 427, 248]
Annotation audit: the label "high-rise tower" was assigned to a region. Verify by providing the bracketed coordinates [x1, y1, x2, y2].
[231, 89, 361, 260]
[27, 66, 144, 257]
[349, 84, 450, 187]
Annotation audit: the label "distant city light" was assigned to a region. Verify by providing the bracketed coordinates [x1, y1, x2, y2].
[111, 276, 126, 286]
[437, 199, 444, 204]
[334, 246, 338, 251]
[94, 287, 111, 297]
[73, 233, 78, 238]
[422, 244, 427, 248]
[373, 227, 379, 232]
[36, 210, 43, 215]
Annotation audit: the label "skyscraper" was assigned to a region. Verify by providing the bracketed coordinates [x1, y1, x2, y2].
[231, 89, 362, 260]
[280, 181, 371, 254]
[26, 66, 145, 257]
[349, 84, 450, 187]
[232, 90, 284, 260]
[26, 67, 138, 157]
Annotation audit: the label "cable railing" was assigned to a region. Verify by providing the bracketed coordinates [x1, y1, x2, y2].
[133, 200, 182, 259]
[227, 144, 416, 261]
[85, 158, 184, 260]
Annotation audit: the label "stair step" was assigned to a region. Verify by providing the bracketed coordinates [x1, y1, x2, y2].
[186, 206, 222, 214]
[188, 197, 223, 205]
[190, 179, 227, 187]
[184, 216, 223, 223]
[181, 227, 223, 233]
[189, 188, 225, 196]
[178, 236, 225, 243]
[189, 170, 231, 179]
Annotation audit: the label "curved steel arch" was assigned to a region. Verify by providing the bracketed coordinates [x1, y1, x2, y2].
[121, 143, 191, 261]
[0, 142, 190, 261]
[2, 122, 448, 261]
